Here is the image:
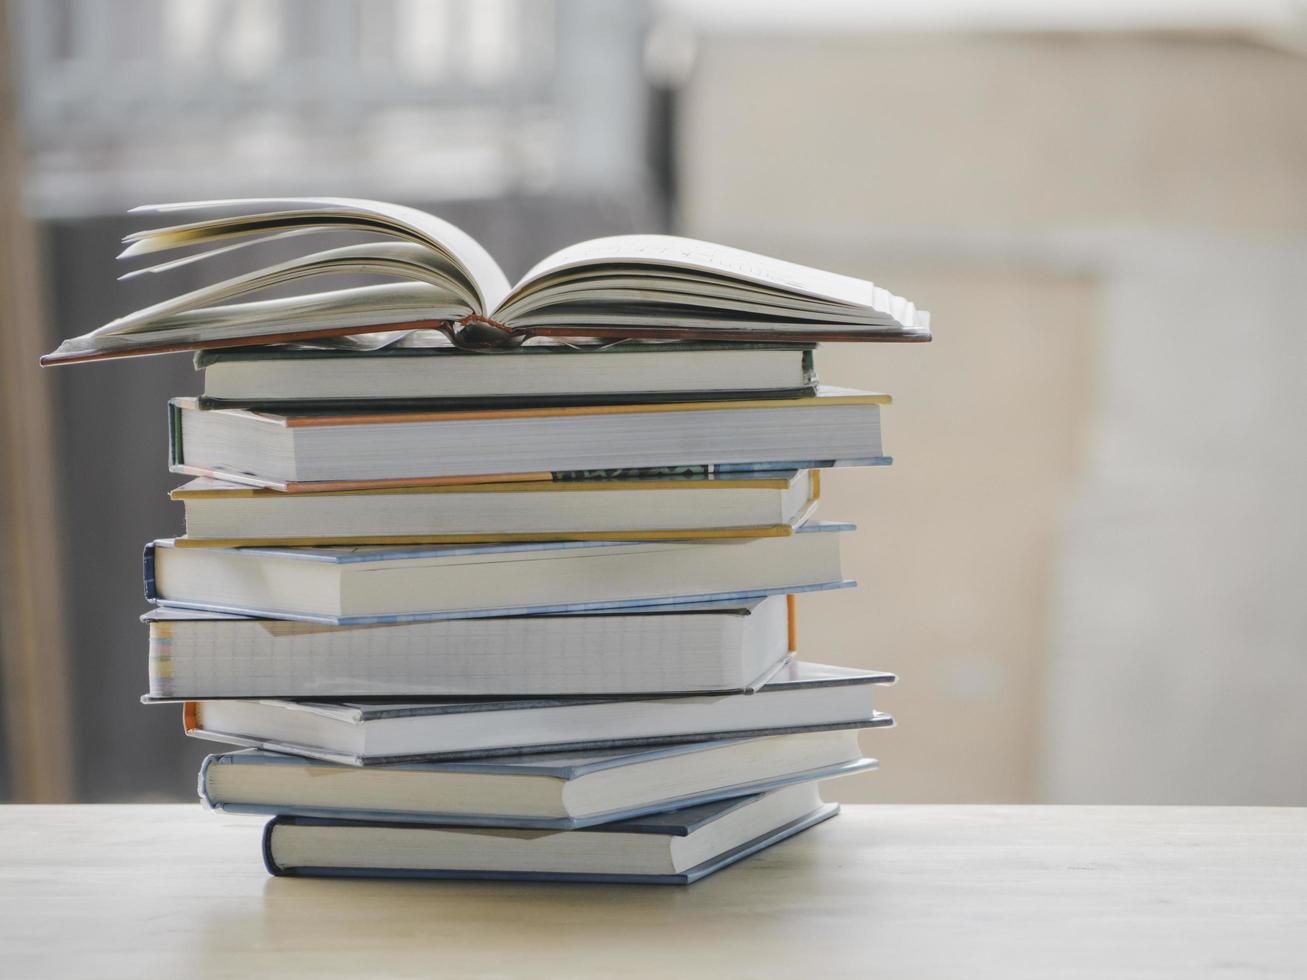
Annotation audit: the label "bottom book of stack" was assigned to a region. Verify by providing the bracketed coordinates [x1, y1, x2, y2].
[184, 662, 893, 884]
[262, 785, 837, 884]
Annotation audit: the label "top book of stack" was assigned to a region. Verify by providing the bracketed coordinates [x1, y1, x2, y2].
[40, 198, 931, 366]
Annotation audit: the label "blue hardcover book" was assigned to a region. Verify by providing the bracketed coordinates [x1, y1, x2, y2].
[181, 660, 895, 765]
[166, 387, 889, 490]
[261, 783, 838, 884]
[145, 520, 855, 625]
[199, 727, 877, 829]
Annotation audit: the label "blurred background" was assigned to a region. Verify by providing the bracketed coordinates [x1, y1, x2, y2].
[2, 0, 1305, 805]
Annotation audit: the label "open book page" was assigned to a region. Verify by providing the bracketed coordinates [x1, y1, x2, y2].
[127, 198, 512, 311]
[42, 201, 931, 364]
[502, 284, 884, 324]
[499, 268, 880, 320]
[119, 226, 360, 282]
[56, 284, 462, 356]
[506, 234, 913, 317]
[83, 243, 473, 340]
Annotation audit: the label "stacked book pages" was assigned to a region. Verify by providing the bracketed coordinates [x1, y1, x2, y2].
[45, 198, 930, 884]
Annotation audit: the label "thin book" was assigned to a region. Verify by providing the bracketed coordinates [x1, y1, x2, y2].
[167, 469, 822, 547]
[193, 340, 819, 410]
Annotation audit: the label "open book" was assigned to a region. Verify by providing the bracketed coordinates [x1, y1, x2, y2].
[40, 198, 931, 365]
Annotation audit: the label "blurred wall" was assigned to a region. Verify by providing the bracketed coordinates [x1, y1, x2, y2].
[675, 30, 1307, 803]
[10, 6, 1307, 806]
[5, 0, 664, 802]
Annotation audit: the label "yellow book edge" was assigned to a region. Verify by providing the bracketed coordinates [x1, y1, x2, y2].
[171, 476, 820, 548]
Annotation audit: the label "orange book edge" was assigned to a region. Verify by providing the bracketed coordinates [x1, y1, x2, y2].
[169, 473, 800, 499]
[169, 523, 799, 548]
[169, 390, 890, 428]
[280, 390, 891, 427]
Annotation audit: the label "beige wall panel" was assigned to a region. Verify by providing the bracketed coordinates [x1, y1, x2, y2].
[675, 30, 1307, 803]
[680, 34, 1307, 237]
[788, 261, 1093, 802]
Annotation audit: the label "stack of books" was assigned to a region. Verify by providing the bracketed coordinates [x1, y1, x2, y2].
[44, 198, 930, 884]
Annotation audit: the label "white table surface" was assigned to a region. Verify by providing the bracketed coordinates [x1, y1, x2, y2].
[2, 804, 1304, 979]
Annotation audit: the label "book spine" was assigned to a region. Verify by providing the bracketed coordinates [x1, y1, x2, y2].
[261, 818, 285, 876]
[167, 400, 184, 469]
[196, 753, 220, 810]
[142, 541, 159, 601]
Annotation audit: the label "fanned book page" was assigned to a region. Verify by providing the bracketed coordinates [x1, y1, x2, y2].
[41, 198, 932, 364]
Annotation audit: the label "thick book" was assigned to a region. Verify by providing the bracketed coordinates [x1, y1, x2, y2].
[179, 660, 895, 765]
[194, 341, 818, 410]
[144, 520, 853, 625]
[144, 595, 794, 699]
[40, 197, 931, 365]
[166, 387, 888, 490]
[261, 783, 837, 884]
[168, 469, 820, 547]
[200, 728, 873, 828]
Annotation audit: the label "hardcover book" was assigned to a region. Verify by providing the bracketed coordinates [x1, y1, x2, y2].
[144, 520, 855, 624]
[41, 198, 930, 365]
[261, 783, 838, 884]
[166, 387, 888, 489]
[194, 340, 818, 410]
[200, 728, 873, 829]
[179, 660, 895, 765]
[144, 595, 795, 699]
[168, 469, 821, 547]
